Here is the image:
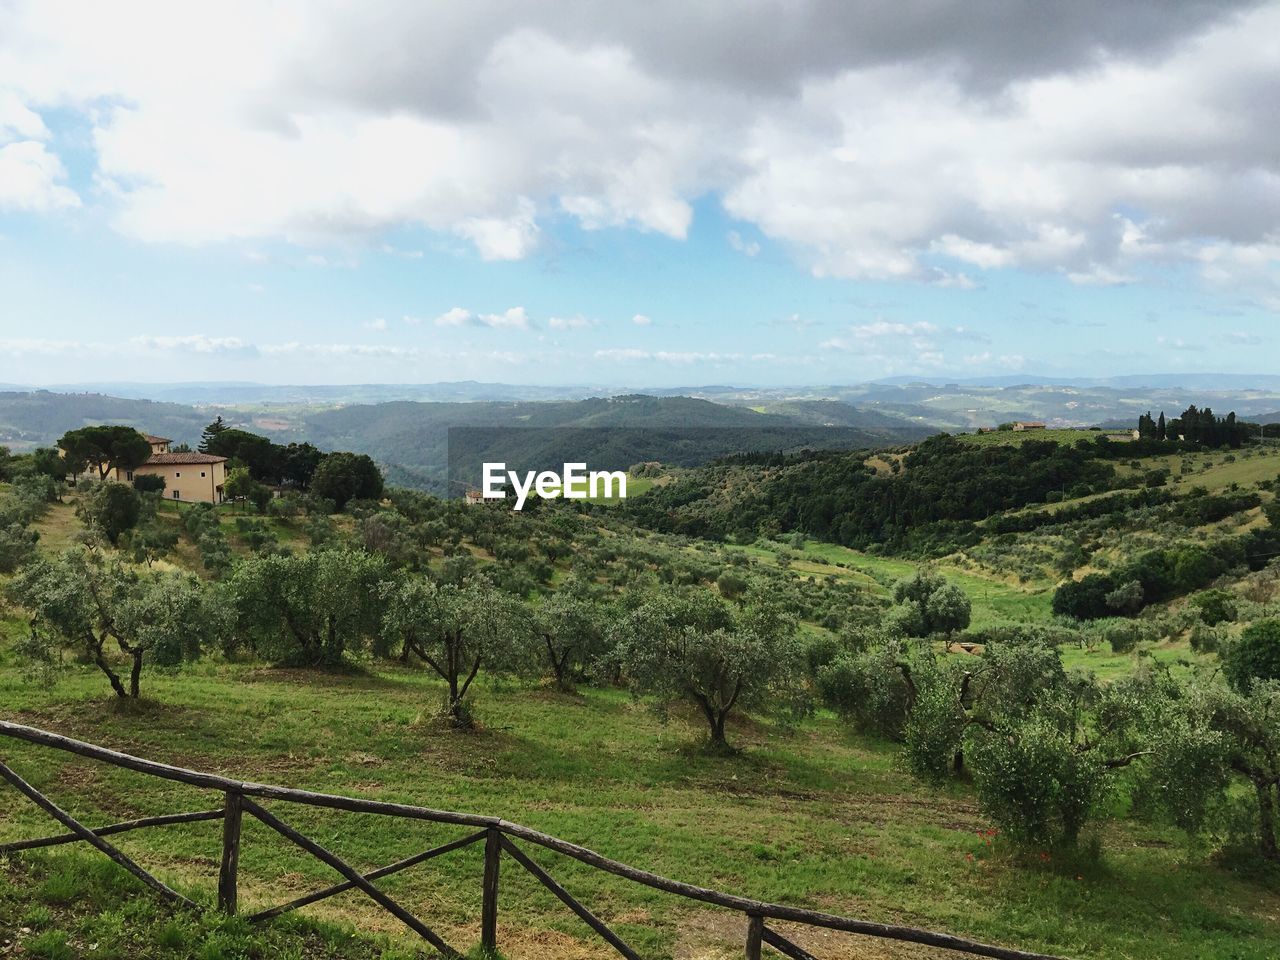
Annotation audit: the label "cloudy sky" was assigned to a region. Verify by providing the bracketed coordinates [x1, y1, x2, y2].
[1, 0, 1278, 386]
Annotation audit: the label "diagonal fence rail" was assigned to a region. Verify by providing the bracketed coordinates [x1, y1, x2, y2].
[0, 720, 1068, 960]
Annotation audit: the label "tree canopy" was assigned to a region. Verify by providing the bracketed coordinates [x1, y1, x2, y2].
[58, 426, 152, 480]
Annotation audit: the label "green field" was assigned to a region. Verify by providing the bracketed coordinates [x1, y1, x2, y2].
[4, 654, 1279, 960]
[742, 539, 1054, 626]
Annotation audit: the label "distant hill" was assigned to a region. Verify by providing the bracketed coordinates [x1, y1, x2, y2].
[285, 395, 929, 493]
[0, 391, 214, 451]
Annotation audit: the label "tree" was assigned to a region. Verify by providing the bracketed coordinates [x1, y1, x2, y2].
[380, 577, 534, 727]
[202, 428, 280, 483]
[228, 549, 388, 666]
[8, 549, 221, 698]
[965, 667, 1152, 850]
[891, 570, 971, 650]
[75, 482, 141, 545]
[281, 442, 324, 489]
[1104, 579, 1144, 615]
[611, 590, 805, 751]
[531, 588, 609, 691]
[58, 426, 153, 481]
[223, 466, 253, 507]
[715, 569, 749, 602]
[199, 416, 229, 452]
[1223, 619, 1280, 693]
[310, 452, 384, 511]
[132, 473, 166, 494]
[1148, 678, 1280, 861]
[1052, 573, 1115, 620]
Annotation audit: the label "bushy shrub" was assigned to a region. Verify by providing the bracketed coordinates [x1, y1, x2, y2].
[1190, 589, 1237, 626]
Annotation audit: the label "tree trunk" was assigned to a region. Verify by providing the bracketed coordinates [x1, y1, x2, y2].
[545, 635, 565, 687]
[129, 649, 143, 699]
[91, 634, 128, 699]
[708, 710, 730, 752]
[97, 655, 128, 699]
[1257, 779, 1279, 862]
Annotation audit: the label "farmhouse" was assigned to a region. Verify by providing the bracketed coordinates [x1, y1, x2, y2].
[113, 434, 228, 503]
[1012, 421, 1046, 431]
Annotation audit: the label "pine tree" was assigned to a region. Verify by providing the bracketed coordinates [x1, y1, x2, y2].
[199, 416, 228, 454]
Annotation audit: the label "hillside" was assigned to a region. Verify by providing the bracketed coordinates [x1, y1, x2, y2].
[3, 416, 1280, 959]
[0, 391, 212, 451]
[284, 395, 929, 493]
[0, 390, 932, 495]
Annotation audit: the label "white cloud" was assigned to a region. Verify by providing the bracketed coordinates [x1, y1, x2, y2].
[454, 197, 541, 260]
[363, 317, 389, 331]
[0, 141, 79, 211]
[1066, 265, 1136, 286]
[631, 313, 652, 326]
[727, 230, 760, 257]
[594, 347, 751, 364]
[431, 305, 531, 329]
[0, 338, 97, 355]
[0, 0, 1277, 289]
[478, 306, 530, 329]
[548, 315, 598, 330]
[0, 91, 48, 141]
[434, 307, 474, 327]
[131, 334, 254, 354]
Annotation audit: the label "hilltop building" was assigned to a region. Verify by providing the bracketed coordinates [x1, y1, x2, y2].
[78, 433, 228, 503]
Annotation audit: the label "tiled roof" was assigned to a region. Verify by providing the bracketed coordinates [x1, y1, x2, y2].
[143, 452, 226, 465]
[144, 434, 172, 443]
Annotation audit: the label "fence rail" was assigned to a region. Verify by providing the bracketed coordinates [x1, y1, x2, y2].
[0, 720, 1067, 960]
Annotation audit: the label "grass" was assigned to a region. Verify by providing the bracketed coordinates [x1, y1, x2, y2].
[4, 649, 1279, 959]
[1117, 447, 1280, 492]
[742, 539, 1054, 627]
[0, 852, 422, 959]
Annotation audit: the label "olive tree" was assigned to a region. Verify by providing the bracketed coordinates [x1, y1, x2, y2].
[75, 482, 142, 546]
[8, 549, 222, 698]
[611, 589, 805, 751]
[890, 570, 971, 651]
[380, 577, 534, 727]
[531, 586, 610, 691]
[228, 548, 388, 666]
[965, 669, 1152, 850]
[1149, 678, 1280, 861]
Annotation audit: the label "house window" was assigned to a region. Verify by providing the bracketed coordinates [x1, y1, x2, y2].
[126, 471, 133, 481]
[175, 471, 181, 477]
[200, 471, 206, 477]
[172, 490, 180, 499]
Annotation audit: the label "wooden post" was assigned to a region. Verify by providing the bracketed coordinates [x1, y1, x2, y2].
[481, 828, 501, 954]
[746, 914, 764, 960]
[218, 791, 243, 915]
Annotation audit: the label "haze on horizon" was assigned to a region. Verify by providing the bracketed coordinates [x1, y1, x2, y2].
[2, 1, 1279, 387]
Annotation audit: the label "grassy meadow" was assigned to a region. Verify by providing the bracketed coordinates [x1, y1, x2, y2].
[4, 651, 1280, 960]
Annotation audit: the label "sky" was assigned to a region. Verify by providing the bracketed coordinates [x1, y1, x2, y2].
[1, 0, 1278, 388]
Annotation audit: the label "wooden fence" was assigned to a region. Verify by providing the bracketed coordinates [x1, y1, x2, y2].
[0, 720, 1067, 960]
